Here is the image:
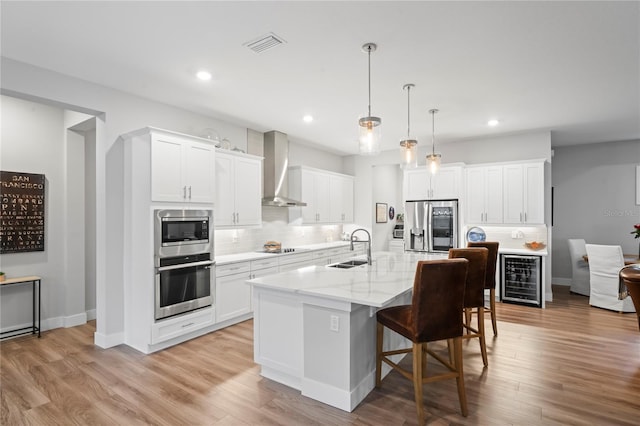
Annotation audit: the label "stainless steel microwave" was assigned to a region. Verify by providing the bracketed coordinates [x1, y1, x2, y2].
[154, 209, 213, 260]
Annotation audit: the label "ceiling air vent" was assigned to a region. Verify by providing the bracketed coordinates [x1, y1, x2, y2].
[244, 32, 286, 53]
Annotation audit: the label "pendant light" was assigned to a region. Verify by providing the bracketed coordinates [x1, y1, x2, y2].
[426, 108, 441, 174]
[358, 43, 381, 155]
[399, 83, 418, 168]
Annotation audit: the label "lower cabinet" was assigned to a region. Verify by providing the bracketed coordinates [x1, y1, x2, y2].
[279, 252, 315, 272]
[215, 258, 279, 324]
[150, 307, 215, 345]
[215, 262, 251, 323]
[313, 246, 354, 265]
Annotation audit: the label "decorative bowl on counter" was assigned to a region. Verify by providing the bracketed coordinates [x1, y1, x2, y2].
[524, 241, 546, 250]
[466, 227, 486, 242]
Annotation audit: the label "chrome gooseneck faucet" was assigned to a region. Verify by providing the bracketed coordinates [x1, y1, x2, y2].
[350, 228, 372, 265]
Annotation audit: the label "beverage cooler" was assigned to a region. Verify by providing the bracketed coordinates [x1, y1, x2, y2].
[501, 254, 542, 308]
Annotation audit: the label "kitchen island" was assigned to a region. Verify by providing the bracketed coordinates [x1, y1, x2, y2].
[247, 251, 446, 412]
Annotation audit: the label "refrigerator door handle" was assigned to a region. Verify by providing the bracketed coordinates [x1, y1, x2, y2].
[426, 202, 433, 252]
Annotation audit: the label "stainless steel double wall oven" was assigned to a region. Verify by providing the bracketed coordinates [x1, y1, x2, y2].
[154, 209, 214, 320]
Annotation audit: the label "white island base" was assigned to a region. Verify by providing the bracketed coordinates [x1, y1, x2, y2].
[249, 252, 445, 411]
[253, 285, 411, 412]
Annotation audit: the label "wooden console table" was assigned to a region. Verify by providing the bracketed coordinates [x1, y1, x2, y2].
[0, 276, 41, 340]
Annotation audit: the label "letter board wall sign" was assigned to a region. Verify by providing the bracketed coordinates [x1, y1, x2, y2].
[0, 171, 46, 253]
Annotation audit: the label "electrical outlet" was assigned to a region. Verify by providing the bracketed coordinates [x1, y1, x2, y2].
[330, 315, 339, 332]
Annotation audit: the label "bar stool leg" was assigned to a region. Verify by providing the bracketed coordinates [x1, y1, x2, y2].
[453, 337, 468, 416]
[478, 307, 488, 366]
[412, 342, 425, 425]
[490, 288, 498, 336]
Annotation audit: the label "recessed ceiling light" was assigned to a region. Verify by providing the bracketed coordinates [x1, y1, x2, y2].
[487, 119, 499, 127]
[196, 70, 212, 81]
[303, 115, 314, 123]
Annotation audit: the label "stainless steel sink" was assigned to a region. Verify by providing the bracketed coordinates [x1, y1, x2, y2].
[327, 259, 369, 269]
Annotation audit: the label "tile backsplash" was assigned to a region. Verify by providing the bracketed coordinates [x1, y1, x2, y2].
[462, 225, 548, 250]
[214, 207, 344, 255]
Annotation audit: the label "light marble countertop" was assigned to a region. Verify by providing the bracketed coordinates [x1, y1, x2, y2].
[247, 251, 448, 308]
[498, 247, 548, 256]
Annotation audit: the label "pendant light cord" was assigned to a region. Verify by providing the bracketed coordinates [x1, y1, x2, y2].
[406, 85, 411, 138]
[367, 45, 372, 117]
[430, 109, 438, 155]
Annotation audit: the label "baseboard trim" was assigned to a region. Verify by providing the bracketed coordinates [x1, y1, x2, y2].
[64, 312, 87, 328]
[94, 331, 124, 348]
[553, 278, 571, 286]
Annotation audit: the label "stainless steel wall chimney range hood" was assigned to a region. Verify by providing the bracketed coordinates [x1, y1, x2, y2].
[262, 130, 307, 207]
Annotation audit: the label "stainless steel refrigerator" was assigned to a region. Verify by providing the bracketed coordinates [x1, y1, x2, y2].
[404, 199, 458, 253]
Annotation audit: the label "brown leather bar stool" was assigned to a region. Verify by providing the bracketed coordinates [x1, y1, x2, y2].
[449, 247, 489, 367]
[619, 265, 640, 331]
[376, 259, 470, 424]
[468, 241, 500, 336]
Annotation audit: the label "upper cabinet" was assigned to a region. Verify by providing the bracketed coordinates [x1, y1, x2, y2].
[151, 131, 215, 203]
[329, 174, 354, 223]
[215, 150, 263, 228]
[289, 166, 354, 224]
[404, 164, 463, 201]
[465, 165, 504, 224]
[465, 160, 545, 225]
[503, 161, 544, 225]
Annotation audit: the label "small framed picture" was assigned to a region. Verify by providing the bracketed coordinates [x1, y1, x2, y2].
[376, 203, 388, 223]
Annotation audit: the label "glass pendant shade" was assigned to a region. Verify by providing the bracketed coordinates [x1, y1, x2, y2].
[399, 83, 418, 168]
[426, 152, 441, 174]
[358, 43, 381, 155]
[400, 139, 418, 168]
[359, 116, 382, 155]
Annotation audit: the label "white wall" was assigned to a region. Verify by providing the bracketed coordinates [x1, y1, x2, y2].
[551, 139, 640, 280]
[371, 164, 403, 251]
[0, 96, 67, 331]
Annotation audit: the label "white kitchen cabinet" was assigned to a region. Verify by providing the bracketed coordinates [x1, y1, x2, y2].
[503, 161, 544, 224]
[388, 239, 405, 253]
[215, 257, 279, 324]
[151, 130, 215, 203]
[215, 150, 262, 228]
[329, 174, 354, 223]
[312, 245, 354, 266]
[465, 165, 503, 224]
[117, 127, 217, 354]
[278, 252, 315, 272]
[289, 167, 353, 224]
[215, 262, 251, 323]
[404, 165, 463, 201]
[150, 307, 215, 345]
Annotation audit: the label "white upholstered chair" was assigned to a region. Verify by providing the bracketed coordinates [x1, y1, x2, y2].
[585, 244, 635, 312]
[568, 239, 590, 296]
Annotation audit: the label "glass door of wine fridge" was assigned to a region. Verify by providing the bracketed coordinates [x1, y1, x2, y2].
[501, 254, 542, 307]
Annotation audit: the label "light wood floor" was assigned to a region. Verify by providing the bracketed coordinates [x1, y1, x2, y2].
[2, 285, 640, 425]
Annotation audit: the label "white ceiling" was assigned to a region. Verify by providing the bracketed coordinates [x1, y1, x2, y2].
[1, 1, 638, 155]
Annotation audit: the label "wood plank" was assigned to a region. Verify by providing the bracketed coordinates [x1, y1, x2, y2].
[2, 285, 639, 425]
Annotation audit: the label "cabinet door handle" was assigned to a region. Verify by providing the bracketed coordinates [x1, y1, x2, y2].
[188, 186, 192, 199]
[183, 186, 187, 199]
[236, 212, 239, 224]
[520, 212, 523, 222]
[524, 212, 527, 222]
